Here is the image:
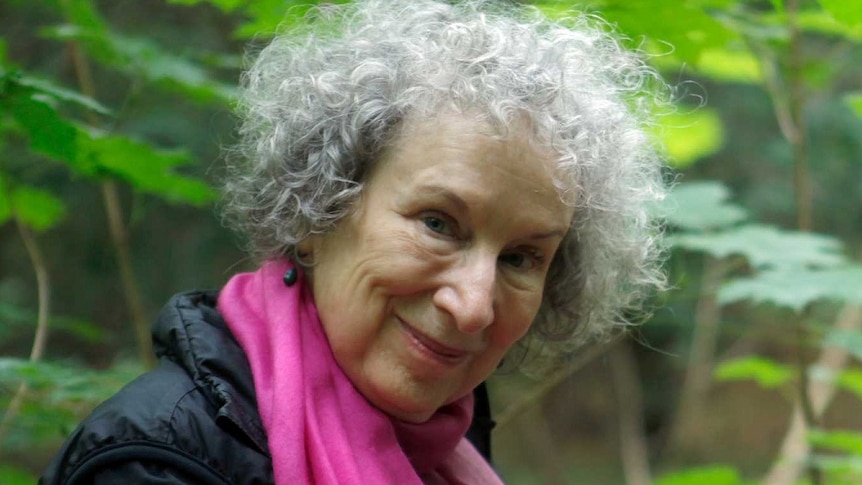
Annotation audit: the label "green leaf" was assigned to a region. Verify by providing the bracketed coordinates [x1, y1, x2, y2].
[654, 109, 724, 168]
[655, 465, 745, 485]
[663, 181, 748, 231]
[844, 93, 862, 118]
[107, 34, 235, 103]
[6, 91, 79, 162]
[719, 265, 862, 311]
[5, 86, 214, 205]
[795, 10, 862, 41]
[818, 0, 862, 28]
[10, 186, 66, 231]
[234, 0, 351, 39]
[671, 224, 846, 269]
[40, 24, 119, 67]
[595, 0, 739, 64]
[166, 0, 244, 12]
[693, 48, 762, 83]
[0, 358, 143, 402]
[59, 0, 109, 34]
[15, 75, 111, 115]
[42, 25, 235, 103]
[814, 367, 862, 402]
[714, 356, 792, 388]
[809, 454, 862, 477]
[823, 329, 862, 363]
[809, 429, 862, 456]
[827, 369, 862, 399]
[0, 300, 107, 343]
[769, 0, 785, 14]
[77, 131, 216, 206]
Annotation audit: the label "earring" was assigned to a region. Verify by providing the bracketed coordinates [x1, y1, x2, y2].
[283, 267, 298, 287]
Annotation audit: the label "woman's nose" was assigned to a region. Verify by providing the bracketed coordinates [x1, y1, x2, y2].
[433, 254, 496, 334]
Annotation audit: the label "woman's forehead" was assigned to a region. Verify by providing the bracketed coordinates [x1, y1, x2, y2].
[381, 111, 573, 199]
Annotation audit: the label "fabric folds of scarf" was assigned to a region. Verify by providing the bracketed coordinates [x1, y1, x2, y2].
[218, 260, 502, 484]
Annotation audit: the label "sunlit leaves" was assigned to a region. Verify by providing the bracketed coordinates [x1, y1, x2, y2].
[234, 0, 353, 38]
[691, 48, 762, 83]
[808, 454, 862, 482]
[664, 181, 748, 231]
[654, 465, 747, 485]
[618, 1, 738, 62]
[807, 429, 862, 483]
[714, 355, 792, 388]
[845, 93, 862, 118]
[818, 0, 862, 29]
[810, 429, 862, 456]
[719, 265, 862, 311]
[655, 109, 724, 168]
[831, 368, 862, 401]
[794, 10, 862, 41]
[768, 0, 784, 15]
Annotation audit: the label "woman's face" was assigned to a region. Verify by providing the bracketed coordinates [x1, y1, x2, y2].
[306, 113, 574, 422]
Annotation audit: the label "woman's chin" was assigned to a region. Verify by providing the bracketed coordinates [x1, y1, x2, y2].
[359, 379, 448, 423]
[369, 390, 439, 423]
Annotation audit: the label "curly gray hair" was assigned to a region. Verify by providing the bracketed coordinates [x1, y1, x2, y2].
[223, 0, 668, 368]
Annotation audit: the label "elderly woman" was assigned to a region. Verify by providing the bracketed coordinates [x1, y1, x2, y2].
[41, 0, 666, 483]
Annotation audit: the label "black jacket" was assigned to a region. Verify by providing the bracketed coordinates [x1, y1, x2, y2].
[41, 291, 494, 484]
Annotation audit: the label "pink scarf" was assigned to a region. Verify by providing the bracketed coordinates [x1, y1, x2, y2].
[218, 260, 503, 484]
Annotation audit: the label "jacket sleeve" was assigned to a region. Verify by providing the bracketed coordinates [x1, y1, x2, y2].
[42, 441, 232, 485]
[86, 460, 210, 484]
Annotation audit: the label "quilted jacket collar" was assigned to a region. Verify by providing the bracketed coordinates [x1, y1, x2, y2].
[151, 291, 270, 456]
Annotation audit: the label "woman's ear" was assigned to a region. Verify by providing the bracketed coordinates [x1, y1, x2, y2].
[295, 237, 317, 266]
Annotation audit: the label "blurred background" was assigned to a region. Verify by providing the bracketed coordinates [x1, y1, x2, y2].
[1, 0, 861, 483]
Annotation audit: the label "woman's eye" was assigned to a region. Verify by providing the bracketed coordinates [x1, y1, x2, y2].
[499, 250, 542, 270]
[421, 215, 455, 237]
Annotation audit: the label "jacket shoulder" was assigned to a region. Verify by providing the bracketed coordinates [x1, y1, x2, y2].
[41, 358, 269, 484]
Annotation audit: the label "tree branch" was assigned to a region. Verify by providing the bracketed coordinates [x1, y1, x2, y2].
[610, 340, 652, 485]
[0, 218, 52, 451]
[762, 304, 862, 485]
[66, 24, 155, 369]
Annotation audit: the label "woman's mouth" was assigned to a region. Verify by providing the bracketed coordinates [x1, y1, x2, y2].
[398, 318, 469, 365]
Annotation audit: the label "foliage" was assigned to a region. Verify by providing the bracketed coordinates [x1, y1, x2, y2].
[0, 465, 35, 485]
[654, 465, 750, 485]
[0, 357, 143, 455]
[714, 355, 793, 389]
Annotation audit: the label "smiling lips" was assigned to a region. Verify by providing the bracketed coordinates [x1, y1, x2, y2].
[398, 318, 471, 365]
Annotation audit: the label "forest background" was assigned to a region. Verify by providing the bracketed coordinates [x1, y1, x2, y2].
[1, 0, 861, 483]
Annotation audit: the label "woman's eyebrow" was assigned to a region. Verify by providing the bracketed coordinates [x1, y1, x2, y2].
[414, 185, 567, 240]
[525, 229, 567, 240]
[412, 185, 470, 214]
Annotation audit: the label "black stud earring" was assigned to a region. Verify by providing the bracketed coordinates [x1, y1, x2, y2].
[283, 267, 298, 287]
